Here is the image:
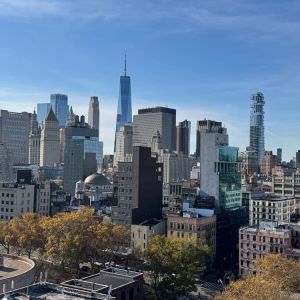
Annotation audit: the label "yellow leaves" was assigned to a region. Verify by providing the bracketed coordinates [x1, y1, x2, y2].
[218, 254, 300, 300]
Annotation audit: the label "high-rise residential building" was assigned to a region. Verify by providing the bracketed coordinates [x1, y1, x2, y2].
[0, 110, 31, 165]
[196, 120, 228, 158]
[115, 54, 132, 135]
[133, 107, 176, 151]
[40, 107, 60, 167]
[50, 93, 69, 127]
[176, 120, 191, 155]
[88, 96, 100, 136]
[36, 103, 50, 124]
[277, 148, 282, 165]
[0, 143, 12, 182]
[28, 109, 41, 165]
[63, 114, 103, 195]
[112, 146, 163, 226]
[249, 92, 265, 170]
[113, 123, 133, 169]
[262, 150, 277, 176]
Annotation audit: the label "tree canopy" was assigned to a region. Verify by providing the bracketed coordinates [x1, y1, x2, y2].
[218, 254, 300, 300]
[145, 235, 211, 299]
[0, 208, 129, 272]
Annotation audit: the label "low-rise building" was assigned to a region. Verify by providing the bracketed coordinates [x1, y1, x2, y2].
[249, 193, 296, 225]
[131, 219, 166, 254]
[167, 205, 216, 257]
[239, 221, 292, 276]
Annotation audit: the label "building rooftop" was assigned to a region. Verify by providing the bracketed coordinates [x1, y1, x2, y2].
[138, 106, 176, 115]
[251, 193, 295, 201]
[84, 173, 111, 186]
[138, 219, 163, 226]
[0, 255, 34, 281]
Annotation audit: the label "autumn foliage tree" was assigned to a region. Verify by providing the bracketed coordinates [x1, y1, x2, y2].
[145, 235, 211, 299]
[218, 254, 300, 300]
[0, 208, 129, 272]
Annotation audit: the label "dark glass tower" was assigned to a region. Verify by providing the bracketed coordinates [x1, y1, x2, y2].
[115, 54, 132, 135]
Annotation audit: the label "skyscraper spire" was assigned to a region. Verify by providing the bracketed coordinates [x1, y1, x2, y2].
[124, 51, 127, 76]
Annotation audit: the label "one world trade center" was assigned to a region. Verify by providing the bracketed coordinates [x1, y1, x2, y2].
[115, 54, 132, 139]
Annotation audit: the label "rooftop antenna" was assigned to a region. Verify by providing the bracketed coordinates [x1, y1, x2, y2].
[124, 51, 127, 76]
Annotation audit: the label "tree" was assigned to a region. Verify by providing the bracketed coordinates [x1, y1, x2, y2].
[145, 236, 211, 299]
[218, 254, 300, 300]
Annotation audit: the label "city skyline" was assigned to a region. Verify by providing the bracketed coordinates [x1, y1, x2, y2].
[0, 0, 300, 159]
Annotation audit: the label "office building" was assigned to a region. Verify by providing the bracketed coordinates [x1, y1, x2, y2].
[277, 148, 282, 165]
[262, 150, 277, 176]
[176, 119, 191, 155]
[50, 93, 69, 127]
[36, 103, 50, 124]
[0, 110, 31, 165]
[249, 92, 265, 170]
[28, 108, 41, 165]
[0, 144, 12, 182]
[199, 122, 240, 209]
[249, 194, 296, 225]
[296, 150, 300, 169]
[39, 107, 60, 167]
[158, 150, 195, 184]
[196, 120, 228, 158]
[88, 96, 100, 135]
[112, 146, 163, 226]
[63, 113, 103, 195]
[133, 106, 176, 151]
[113, 123, 133, 169]
[131, 219, 166, 254]
[239, 146, 258, 177]
[239, 221, 292, 276]
[115, 54, 132, 135]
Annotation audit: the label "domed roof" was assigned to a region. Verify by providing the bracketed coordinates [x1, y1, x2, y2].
[84, 173, 111, 186]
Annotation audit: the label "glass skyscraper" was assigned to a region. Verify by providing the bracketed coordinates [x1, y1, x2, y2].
[115, 55, 132, 135]
[37, 103, 50, 124]
[50, 94, 69, 127]
[218, 146, 242, 209]
[250, 92, 265, 170]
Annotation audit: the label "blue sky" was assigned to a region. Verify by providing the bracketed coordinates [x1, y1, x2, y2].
[0, 0, 300, 160]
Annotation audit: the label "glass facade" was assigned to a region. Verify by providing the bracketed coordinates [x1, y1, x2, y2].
[115, 76, 132, 133]
[50, 94, 69, 127]
[37, 103, 50, 124]
[250, 92, 265, 168]
[72, 136, 103, 164]
[217, 146, 242, 209]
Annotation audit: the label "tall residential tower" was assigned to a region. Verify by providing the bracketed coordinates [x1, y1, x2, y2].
[249, 92, 265, 170]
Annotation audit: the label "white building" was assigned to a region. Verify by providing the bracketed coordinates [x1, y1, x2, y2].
[131, 219, 166, 254]
[113, 124, 133, 169]
[249, 193, 296, 225]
